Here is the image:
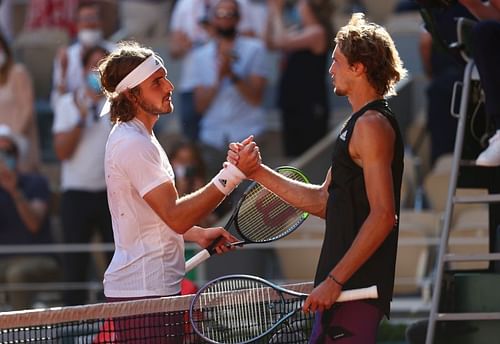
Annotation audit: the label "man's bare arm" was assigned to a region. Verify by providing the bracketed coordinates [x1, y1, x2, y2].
[303, 111, 397, 312]
[144, 142, 261, 234]
[250, 164, 330, 218]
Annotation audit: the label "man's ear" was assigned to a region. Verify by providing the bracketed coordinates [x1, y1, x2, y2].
[125, 89, 138, 104]
[350, 61, 366, 76]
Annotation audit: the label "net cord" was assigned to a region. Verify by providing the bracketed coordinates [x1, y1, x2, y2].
[0, 282, 312, 330]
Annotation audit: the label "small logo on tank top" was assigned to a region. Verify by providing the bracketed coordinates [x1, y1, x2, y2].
[339, 130, 347, 141]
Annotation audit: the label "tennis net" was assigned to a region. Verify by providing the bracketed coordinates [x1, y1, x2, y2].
[0, 281, 313, 343]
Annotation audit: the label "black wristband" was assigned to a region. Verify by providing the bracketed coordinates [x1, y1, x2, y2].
[327, 273, 344, 287]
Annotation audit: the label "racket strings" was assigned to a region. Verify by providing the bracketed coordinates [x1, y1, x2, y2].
[236, 171, 307, 243]
[193, 279, 282, 343]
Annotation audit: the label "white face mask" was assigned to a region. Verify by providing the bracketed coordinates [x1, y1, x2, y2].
[0, 52, 6, 68]
[78, 29, 103, 47]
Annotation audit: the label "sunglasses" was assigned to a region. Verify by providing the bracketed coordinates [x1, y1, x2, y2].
[214, 9, 238, 19]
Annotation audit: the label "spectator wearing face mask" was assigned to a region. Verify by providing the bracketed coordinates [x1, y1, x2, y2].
[0, 31, 40, 173]
[168, 139, 220, 227]
[169, 0, 259, 142]
[0, 124, 60, 310]
[190, 0, 271, 175]
[50, 1, 114, 110]
[52, 45, 113, 306]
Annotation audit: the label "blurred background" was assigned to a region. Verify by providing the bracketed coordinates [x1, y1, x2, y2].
[0, 0, 496, 342]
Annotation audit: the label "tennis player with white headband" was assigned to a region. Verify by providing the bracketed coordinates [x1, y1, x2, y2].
[97, 41, 260, 316]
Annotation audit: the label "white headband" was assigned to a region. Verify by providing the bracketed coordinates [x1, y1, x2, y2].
[100, 54, 165, 116]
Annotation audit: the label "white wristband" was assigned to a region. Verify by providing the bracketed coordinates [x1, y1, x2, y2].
[212, 162, 246, 195]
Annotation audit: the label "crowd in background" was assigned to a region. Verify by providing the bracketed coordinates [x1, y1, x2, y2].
[0, 0, 339, 310]
[0, 0, 498, 311]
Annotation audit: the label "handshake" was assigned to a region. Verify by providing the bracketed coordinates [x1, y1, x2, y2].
[211, 135, 262, 196]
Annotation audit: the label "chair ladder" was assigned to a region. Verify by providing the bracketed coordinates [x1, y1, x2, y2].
[425, 60, 500, 343]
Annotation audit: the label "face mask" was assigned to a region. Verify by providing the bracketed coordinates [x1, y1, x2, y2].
[78, 29, 103, 47]
[0, 52, 6, 68]
[86, 72, 102, 93]
[216, 26, 237, 39]
[0, 151, 16, 171]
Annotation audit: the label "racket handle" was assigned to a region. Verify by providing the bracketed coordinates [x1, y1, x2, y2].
[185, 236, 222, 272]
[337, 285, 378, 302]
[185, 249, 211, 272]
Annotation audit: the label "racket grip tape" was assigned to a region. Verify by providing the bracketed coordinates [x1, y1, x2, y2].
[185, 236, 222, 272]
[337, 285, 378, 302]
[185, 250, 211, 272]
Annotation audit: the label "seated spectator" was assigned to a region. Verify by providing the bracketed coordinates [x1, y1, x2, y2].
[265, 0, 334, 157]
[170, 139, 208, 196]
[169, 139, 218, 227]
[191, 0, 271, 174]
[51, 1, 114, 110]
[0, 124, 60, 310]
[23, 0, 79, 38]
[52, 45, 112, 306]
[459, 0, 500, 166]
[0, 31, 40, 173]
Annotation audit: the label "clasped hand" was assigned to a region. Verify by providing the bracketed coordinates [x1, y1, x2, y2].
[227, 135, 261, 178]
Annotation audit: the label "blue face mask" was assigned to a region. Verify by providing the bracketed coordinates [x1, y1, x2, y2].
[0, 151, 16, 171]
[86, 72, 102, 93]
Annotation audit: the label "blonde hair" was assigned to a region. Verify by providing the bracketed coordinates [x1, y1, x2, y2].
[335, 13, 407, 96]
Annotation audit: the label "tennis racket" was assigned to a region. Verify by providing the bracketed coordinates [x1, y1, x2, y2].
[185, 166, 310, 273]
[189, 274, 378, 344]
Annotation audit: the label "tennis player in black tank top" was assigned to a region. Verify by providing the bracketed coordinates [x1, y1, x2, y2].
[229, 13, 407, 343]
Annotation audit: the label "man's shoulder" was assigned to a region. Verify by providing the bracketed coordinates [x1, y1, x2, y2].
[194, 41, 215, 55]
[108, 122, 151, 151]
[356, 110, 394, 132]
[66, 42, 81, 56]
[238, 36, 265, 50]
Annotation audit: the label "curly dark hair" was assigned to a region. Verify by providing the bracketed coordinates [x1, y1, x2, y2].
[98, 41, 154, 123]
[335, 13, 407, 97]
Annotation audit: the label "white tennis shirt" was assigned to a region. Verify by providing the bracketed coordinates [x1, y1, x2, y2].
[103, 118, 184, 297]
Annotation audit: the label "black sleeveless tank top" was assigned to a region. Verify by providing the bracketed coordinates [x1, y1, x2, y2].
[314, 99, 404, 317]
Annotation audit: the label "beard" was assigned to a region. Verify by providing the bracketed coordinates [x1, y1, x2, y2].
[216, 26, 237, 39]
[137, 96, 173, 115]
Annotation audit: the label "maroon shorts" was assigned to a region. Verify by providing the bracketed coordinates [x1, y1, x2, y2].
[105, 295, 183, 344]
[309, 300, 383, 344]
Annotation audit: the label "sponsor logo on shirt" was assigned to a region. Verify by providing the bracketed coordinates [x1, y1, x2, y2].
[339, 130, 347, 141]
